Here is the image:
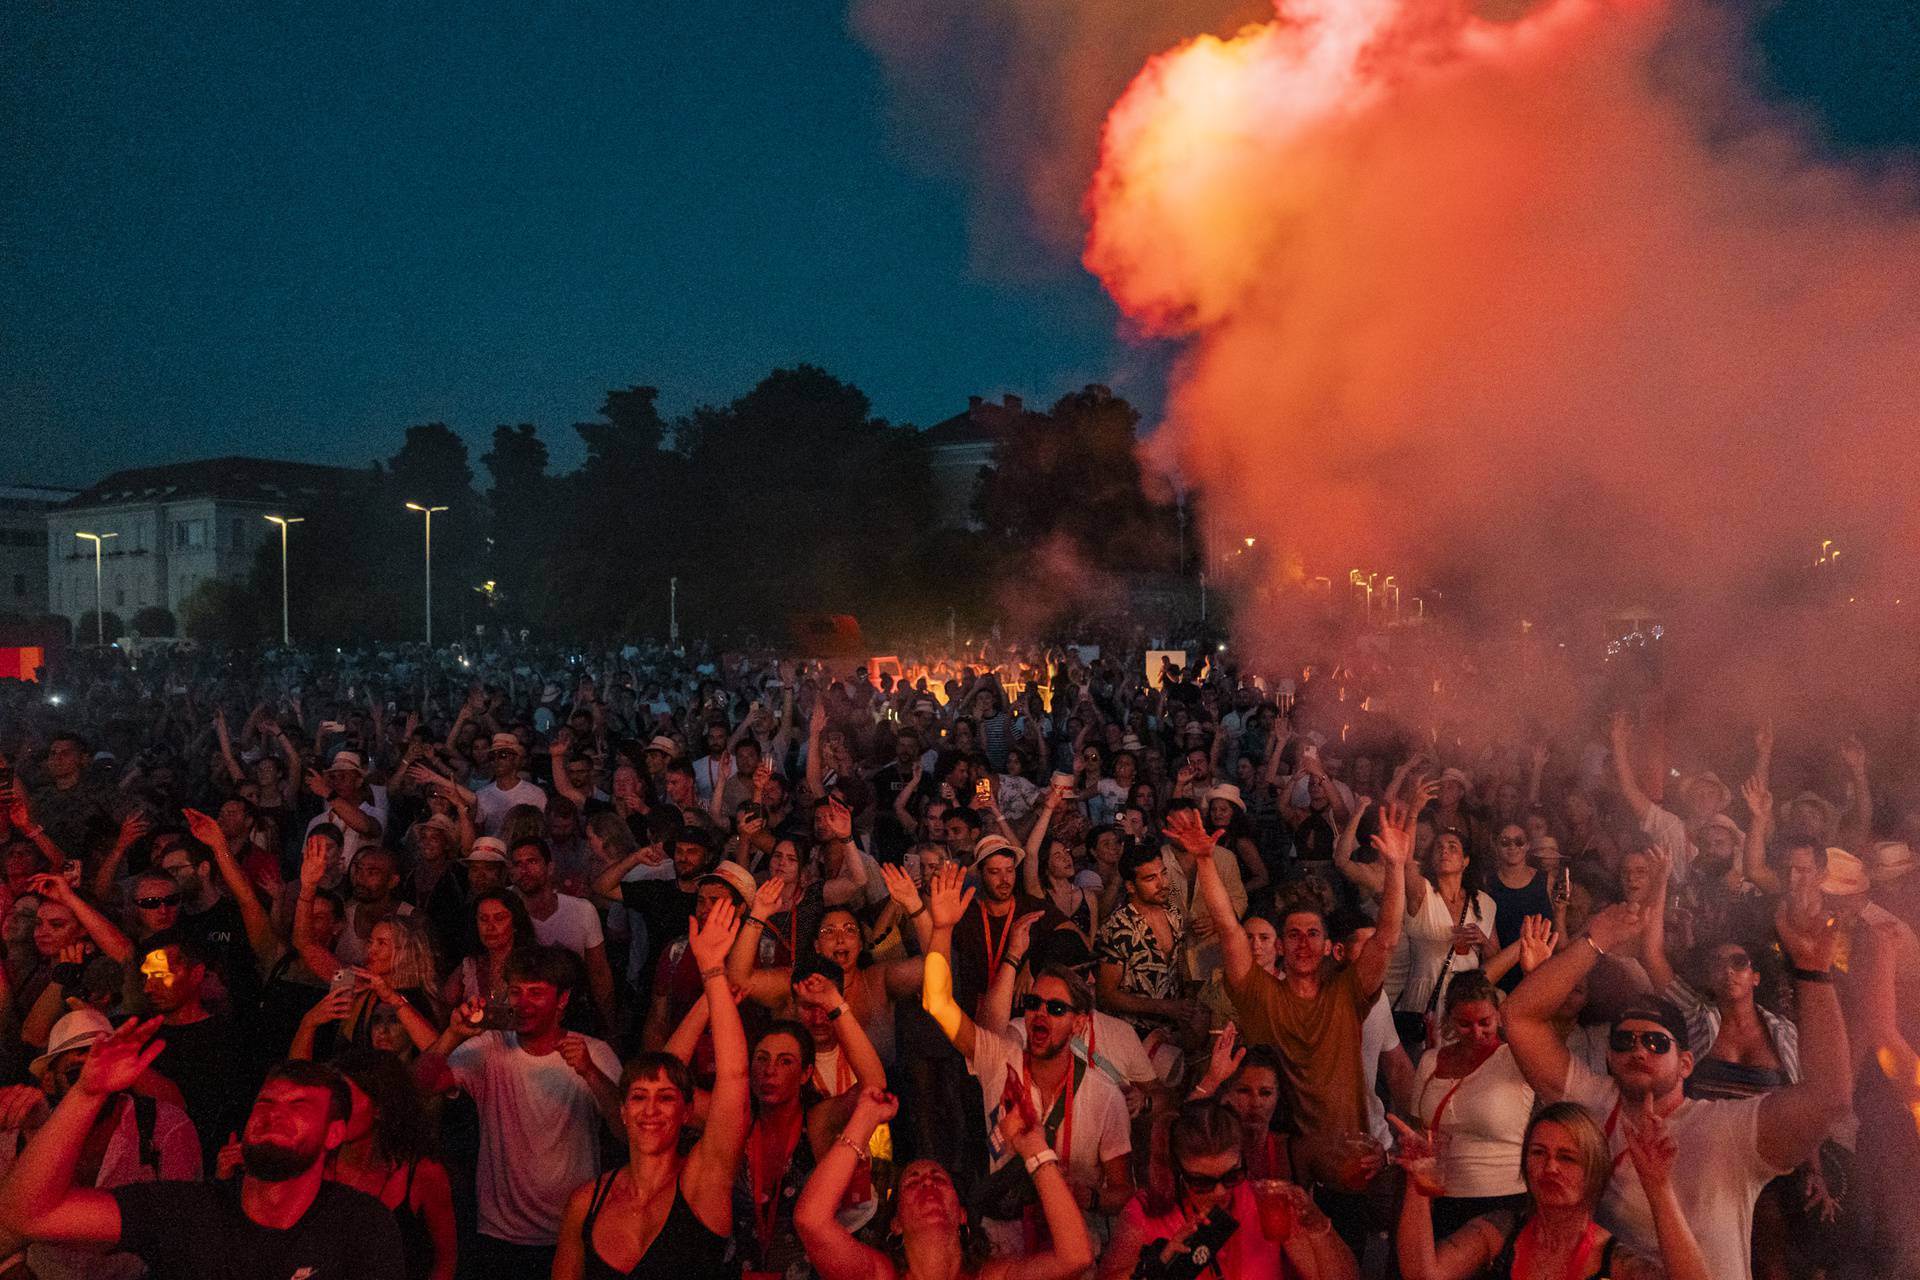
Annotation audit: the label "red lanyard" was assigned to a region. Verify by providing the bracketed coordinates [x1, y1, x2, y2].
[1422, 1044, 1497, 1134]
[981, 906, 1015, 977]
[1511, 1218, 1598, 1280]
[1026, 1053, 1076, 1167]
[811, 1049, 853, 1098]
[748, 1108, 802, 1255]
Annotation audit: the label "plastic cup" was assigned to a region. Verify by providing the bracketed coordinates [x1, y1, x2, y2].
[1251, 1179, 1297, 1242]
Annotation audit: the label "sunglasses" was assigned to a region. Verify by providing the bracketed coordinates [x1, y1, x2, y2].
[1608, 1029, 1675, 1055]
[1177, 1163, 1246, 1194]
[135, 893, 182, 910]
[1714, 952, 1753, 972]
[817, 923, 862, 939]
[1019, 994, 1076, 1017]
[1497, 836, 1528, 847]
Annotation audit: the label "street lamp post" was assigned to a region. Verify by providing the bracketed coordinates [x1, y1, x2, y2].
[263, 515, 305, 646]
[405, 503, 449, 648]
[74, 531, 118, 647]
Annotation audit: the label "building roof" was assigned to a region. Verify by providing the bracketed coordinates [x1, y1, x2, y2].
[922, 393, 1031, 447]
[64, 458, 371, 510]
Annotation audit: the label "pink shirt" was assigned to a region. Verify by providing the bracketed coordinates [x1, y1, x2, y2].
[1120, 1183, 1291, 1278]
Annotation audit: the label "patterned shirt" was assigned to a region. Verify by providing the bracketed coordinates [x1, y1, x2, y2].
[1095, 899, 1185, 1030]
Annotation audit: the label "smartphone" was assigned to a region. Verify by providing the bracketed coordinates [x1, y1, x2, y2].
[973, 778, 993, 804]
[330, 969, 360, 999]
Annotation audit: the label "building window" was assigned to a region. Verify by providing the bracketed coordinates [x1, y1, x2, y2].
[173, 519, 207, 550]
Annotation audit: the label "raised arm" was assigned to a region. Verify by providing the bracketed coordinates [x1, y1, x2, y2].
[880, 863, 933, 956]
[547, 730, 588, 808]
[1351, 803, 1414, 1000]
[1169, 808, 1251, 985]
[91, 812, 150, 904]
[919, 866, 979, 1058]
[0, 1017, 162, 1248]
[794, 1090, 897, 1280]
[1505, 903, 1642, 1101]
[1391, 1118, 1499, 1280]
[1000, 1077, 1097, 1280]
[1738, 776, 1780, 895]
[682, 899, 751, 1220]
[979, 911, 1044, 1036]
[1608, 711, 1654, 822]
[1639, 845, 1677, 992]
[291, 836, 344, 982]
[1838, 736, 1871, 854]
[1757, 895, 1852, 1172]
[731, 878, 797, 1008]
[1621, 1109, 1711, 1280]
[182, 808, 283, 972]
[29, 876, 132, 965]
[1332, 797, 1383, 897]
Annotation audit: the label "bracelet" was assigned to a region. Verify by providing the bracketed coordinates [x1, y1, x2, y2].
[1583, 935, 1605, 958]
[743, 916, 766, 930]
[698, 964, 725, 981]
[1006, 952, 1028, 970]
[835, 1133, 871, 1162]
[1791, 967, 1832, 984]
[826, 1003, 846, 1021]
[1024, 1148, 1061, 1176]
[910, 902, 929, 918]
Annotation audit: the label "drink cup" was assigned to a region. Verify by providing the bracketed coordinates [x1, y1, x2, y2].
[1251, 1179, 1297, 1242]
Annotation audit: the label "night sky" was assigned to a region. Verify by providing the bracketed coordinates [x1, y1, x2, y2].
[3, 1, 1914, 487]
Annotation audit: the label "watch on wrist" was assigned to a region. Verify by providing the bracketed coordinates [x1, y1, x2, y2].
[1023, 1148, 1060, 1176]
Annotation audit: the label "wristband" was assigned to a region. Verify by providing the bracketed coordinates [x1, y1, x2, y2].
[743, 915, 767, 930]
[826, 1003, 846, 1021]
[1024, 1148, 1061, 1176]
[1583, 935, 1605, 958]
[698, 964, 726, 981]
[1006, 952, 1027, 970]
[910, 902, 929, 918]
[835, 1133, 871, 1162]
[1791, 967, 1832, 984]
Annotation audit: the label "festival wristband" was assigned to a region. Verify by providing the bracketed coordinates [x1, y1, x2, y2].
[698, 964, 726, 981]
[1024, 1149, 1061, 1176]
[1791, 967, 1832, 984]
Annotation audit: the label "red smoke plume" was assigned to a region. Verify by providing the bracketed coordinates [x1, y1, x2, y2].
[1082, 0, 1920, 619]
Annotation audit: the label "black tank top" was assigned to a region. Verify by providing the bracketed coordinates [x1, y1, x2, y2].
[1484, 1215, 1620, 1279]
[390, 1161, 437, 1280]
[581, 1168, 735, 1279]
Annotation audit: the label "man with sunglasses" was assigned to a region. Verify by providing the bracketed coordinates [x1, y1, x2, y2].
[1504, 899, 1852, 1280]
[922, 924, 1133, 1256]
[0, 1010, 200, 1278]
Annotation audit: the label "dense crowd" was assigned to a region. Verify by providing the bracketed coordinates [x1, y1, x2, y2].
[0, 638, 1915, 1280]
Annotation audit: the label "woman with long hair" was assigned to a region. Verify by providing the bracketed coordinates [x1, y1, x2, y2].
[1022, 782, 1099, 948]
[293, 913, 441, 1059]
[1409, 971, 1536, 1238]
[1192, 1030, 1297, 1181]
[1099, 1099, 1357, 1280]
[1395, 827, 1500, 1052]
[800, 1086, 1093, 1280]
[551, 898, 749, 1278]
[442, 889, 536, 1008]
[1395, 1101, 1710, 1280]
[329, 1048, 458, 1280]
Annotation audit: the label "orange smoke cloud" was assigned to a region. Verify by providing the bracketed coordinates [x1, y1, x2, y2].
[1084, 0, 1920, 615]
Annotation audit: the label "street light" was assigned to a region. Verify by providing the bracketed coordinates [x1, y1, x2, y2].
[74, 531, 118, 646]
[263, 515, 305, 645]
[405, 503, 449, 648]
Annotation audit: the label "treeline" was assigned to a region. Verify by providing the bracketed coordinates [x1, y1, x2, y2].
[200, 365, 1179, 648]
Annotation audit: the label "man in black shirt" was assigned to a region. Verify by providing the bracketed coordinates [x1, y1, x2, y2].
[0, 1022, 403, 1280]
[138, 938, 243, 1167]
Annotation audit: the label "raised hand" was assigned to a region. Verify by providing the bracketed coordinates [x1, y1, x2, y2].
[1518, 915, 1558, 973]
[76, 1017, 165, 1098]
[820, 796, 853, 842]
[850, 1086, 899, 1130]
[926, 862, 974, 930]
[298, 835, 333, 888]
[303, 986, 355, 1027]
[1646, 844, 1674, 889]
[1841, 736, 1868, 775]
[1583, 902, 1645, 952]
[880, 862, 923, 915]
[1741, 775, 1772, 825]
[1368, 802, 1416, 867]
[997, 1068, 1045, 1157]
[1622, 1103, 1678, 1190]
[793, 972, 842, 1011]
[214, 1130, 243, 1179]
[116, 812, 153, 849]
[1201, 1022, 1246, 1090]
[750, 876, 789, 920]
[305, 768, 333, 801]
[1007, 909, 1046, 957]
[1775, 895, 1837, 974]
[687, 896, 741, 970]
[181, 807, 227, 853]
[1161, 807, 1222, 857]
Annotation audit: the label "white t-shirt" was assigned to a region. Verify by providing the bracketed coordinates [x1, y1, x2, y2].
[967, 1026, 1132, 1199]
[1640, 803, 1694, 884]
[304, 785, 389, 871]
[1360, 994, 1397, 1146]
[475, 778, 548, 836]
[1008, 1007, 1160, 1091]
[1561, 1056, 1785, 1280]
[447, 1029, 622, 1245]
[527, 892, 604, 957]
[1412, 1044, 1534, 1198]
